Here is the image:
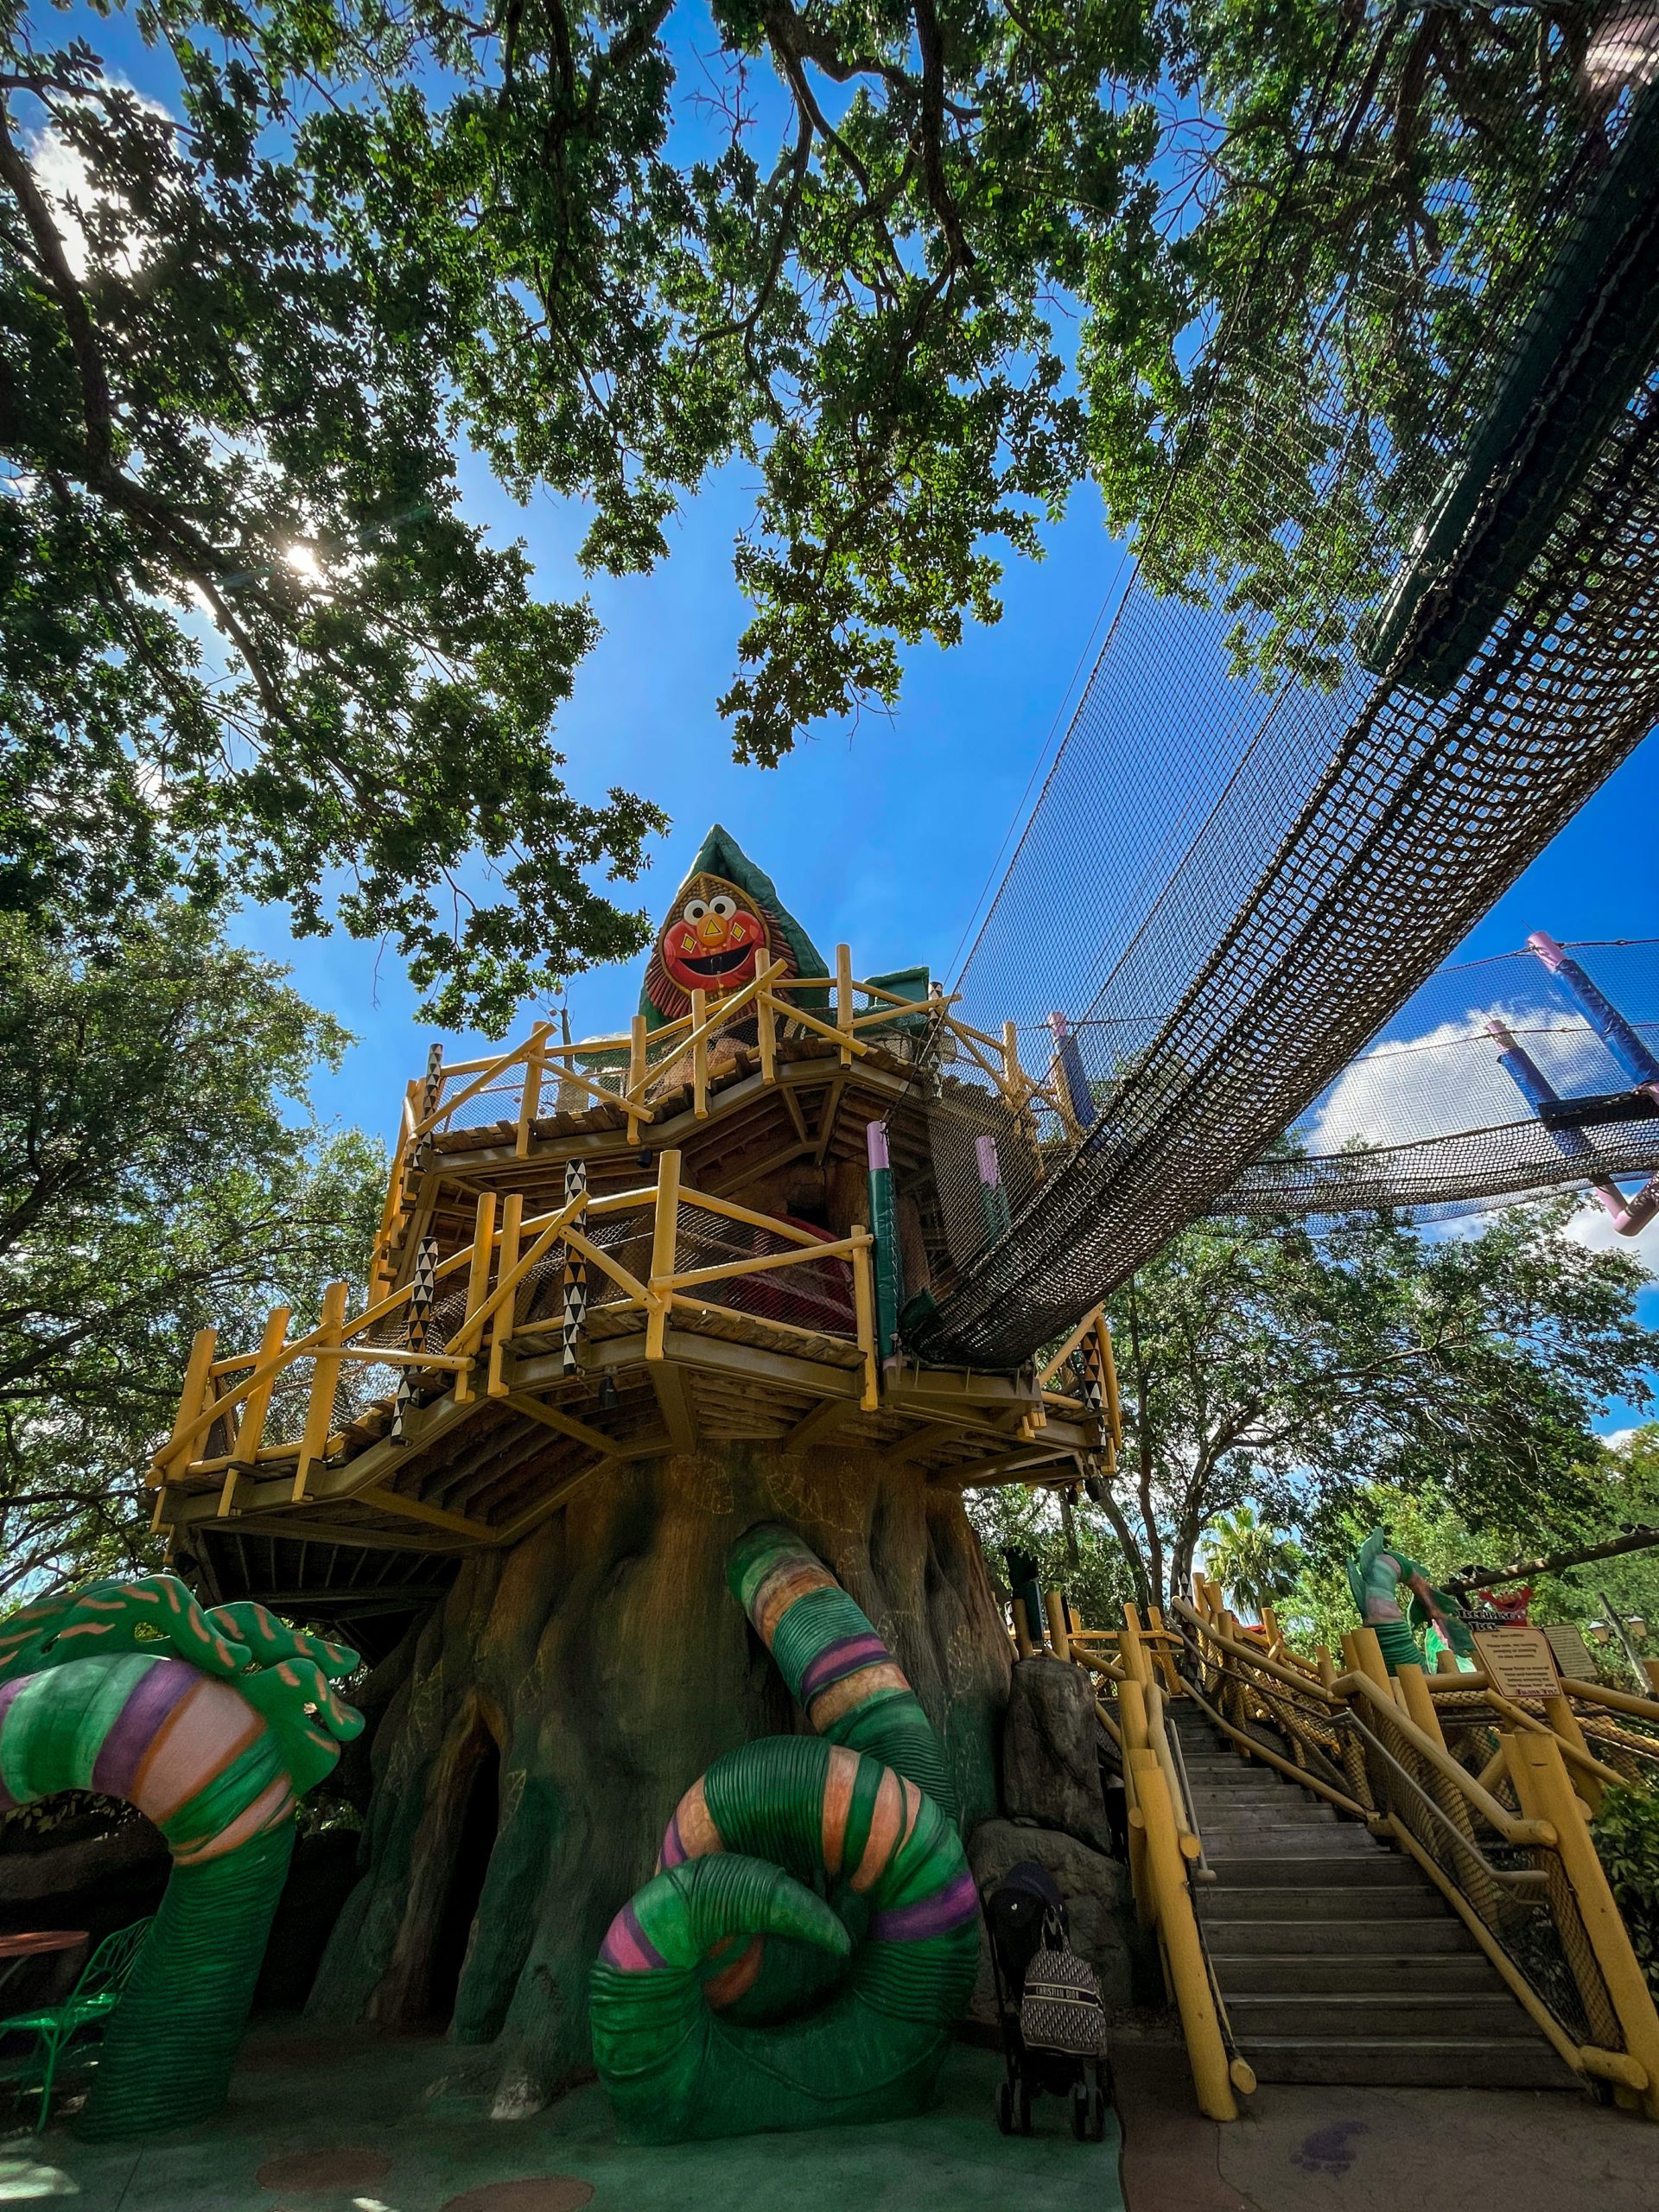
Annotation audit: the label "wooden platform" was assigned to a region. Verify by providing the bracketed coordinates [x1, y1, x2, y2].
[156, 957, 1118, 1640]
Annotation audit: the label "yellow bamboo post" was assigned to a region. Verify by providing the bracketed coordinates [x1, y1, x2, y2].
[1044, 1590, 1071, 1663]
[293, 1281, 348, 1504]
[1012, 1597, 1037, 1660]
[1001, 1020, 1023, 1104]
[1117, 1676, 1153, 1923]
[1544, 1692, 1603, 1814]
[451, 1193, 498, 1406]
[1130, 1751, 1239, 2120]
[646, 1150, 682, 1360]
[155, 1326, 219, 1484]
[625, 1014, 650, 1147]
[1398, 1662, 1500, 1923]
[690, 988, 709, 1118]
[487, 1193, 524, 1400]
[1507, 1730, 1659, 2117]
[1332, 1636, 1376, 1811]
[1317, 1646, 1337, 1692]
[851, 1227, 878, 1411]
[1118, 1674, 1150, 1755]
[217, 1306, 292, 1519]
[836, 944, 855, 1065]
[757, 977, 777, 1084]
[1147, 1605, 1183, 1696]
[514, 1021, 550, 1159]
[1352, 1627, 1394, 1695]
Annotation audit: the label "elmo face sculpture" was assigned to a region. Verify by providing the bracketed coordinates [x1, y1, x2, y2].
[659, 876, 770, 997]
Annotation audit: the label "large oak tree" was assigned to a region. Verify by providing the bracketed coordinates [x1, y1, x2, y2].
[5, 0, 1624, 1026]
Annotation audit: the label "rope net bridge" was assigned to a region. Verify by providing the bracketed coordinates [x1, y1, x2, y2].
[903, 2, 1659, 1369]
[1218, 934, 1659, 1230]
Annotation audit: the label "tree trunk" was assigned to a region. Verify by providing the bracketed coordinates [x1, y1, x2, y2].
[309, 1443, 1012, 2119]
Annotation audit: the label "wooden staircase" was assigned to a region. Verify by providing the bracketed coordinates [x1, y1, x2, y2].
[1171, 1703, 1579, 2089]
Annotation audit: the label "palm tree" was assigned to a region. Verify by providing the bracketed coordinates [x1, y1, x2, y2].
[1203, 1505, 1304, 1620]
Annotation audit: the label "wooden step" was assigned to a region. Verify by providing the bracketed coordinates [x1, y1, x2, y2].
[1204, 1914, 1465, 1955]
[1235, 2035, 1579, 2089]
[1198, 1818, 1367, 1845]
[1188, 1798, 1338, 1824]
[1205, 1853, 1424, 1888]
[1198, 1882, 1450, 1921]
[1225, 1990, 1534, 2039]
[1209, 1950, 1504, 1993]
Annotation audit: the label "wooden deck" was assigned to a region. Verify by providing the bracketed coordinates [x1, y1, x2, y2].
[156, 953, 1119, 1637]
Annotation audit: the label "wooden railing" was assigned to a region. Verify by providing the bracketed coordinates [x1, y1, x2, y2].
[1007, 1576, 1659, 2122]
[371, 950, 1082, 1292]
[1033, 1306, 1122, 1464]
[1172, 1586, 1659, 2119]
[154, 1152, 879, 1522]
[995, 1589, 1241, 2118]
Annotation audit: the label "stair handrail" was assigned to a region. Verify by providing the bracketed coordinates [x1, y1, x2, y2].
[1169, 1592, 1659, 2119]
[1112, 1618, 1248, 2120]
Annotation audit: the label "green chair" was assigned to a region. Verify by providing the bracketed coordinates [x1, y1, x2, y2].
[0, 1920, 153, 2130]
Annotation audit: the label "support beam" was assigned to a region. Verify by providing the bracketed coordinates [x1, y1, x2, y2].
[781, 1397, 850, 1453]
[929, 1447, 1072, 1490]
[354, 1485, 493, 1542]
[505, 1393, 621, 1458]
[650, 1362, 698, 1452]
[878, 1422, 952, 1471]
[493, 1459, 610, 1548]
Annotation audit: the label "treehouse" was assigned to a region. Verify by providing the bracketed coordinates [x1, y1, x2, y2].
[144, 827, 1121, 2101]
[152, 826, 1120, 1647]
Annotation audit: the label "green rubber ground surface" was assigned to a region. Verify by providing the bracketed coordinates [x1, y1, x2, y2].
[4, 2024, 1126, 2212]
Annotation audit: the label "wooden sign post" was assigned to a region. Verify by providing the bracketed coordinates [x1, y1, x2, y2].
[1472, 1625, 1562, 1700]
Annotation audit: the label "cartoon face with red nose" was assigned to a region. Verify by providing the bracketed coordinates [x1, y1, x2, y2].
[658, 874, 770, 998]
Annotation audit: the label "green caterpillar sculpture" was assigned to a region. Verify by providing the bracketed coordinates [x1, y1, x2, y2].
[0, 1573, 362, 2138]
[590, 1524, 980, 2142]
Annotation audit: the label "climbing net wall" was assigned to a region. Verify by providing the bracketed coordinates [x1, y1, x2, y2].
[907, 5, 1659, 1367]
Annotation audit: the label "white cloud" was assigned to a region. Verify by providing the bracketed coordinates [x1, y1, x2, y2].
[27, 88, 173, 281]
[1561, 1192, 1659, 1275]
[1305, 1004, 1605, 1155]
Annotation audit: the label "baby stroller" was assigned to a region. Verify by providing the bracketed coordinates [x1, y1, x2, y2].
[983, 1861, 1110, 2140]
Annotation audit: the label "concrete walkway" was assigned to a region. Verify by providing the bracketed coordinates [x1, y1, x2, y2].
[1115, 2030, 1655, 2212]
[0, 2023, 1125, 2212]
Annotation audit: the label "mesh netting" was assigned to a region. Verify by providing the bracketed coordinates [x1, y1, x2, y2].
[907, 9, 1659, 1366]
[1216, 938, 1659, 1220]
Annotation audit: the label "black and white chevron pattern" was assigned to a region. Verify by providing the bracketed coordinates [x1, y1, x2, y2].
[390, 1235, 440, 1443]
[561, 1159, 588, 1376]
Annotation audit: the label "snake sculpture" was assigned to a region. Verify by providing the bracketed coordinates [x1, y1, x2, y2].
[590, 1523, 981, 2142]
[0, 1573, 361, 2138]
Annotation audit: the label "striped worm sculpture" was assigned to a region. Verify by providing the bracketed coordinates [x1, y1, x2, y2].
[0, 1574, 361, 2138]
[591, 1524, 979, 2141]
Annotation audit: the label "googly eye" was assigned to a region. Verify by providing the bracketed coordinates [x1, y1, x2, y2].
[683, 900, 708, 924]
[710, 895, 736, 919]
